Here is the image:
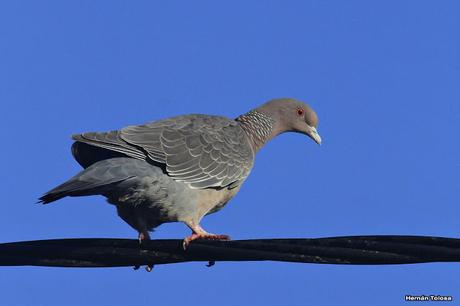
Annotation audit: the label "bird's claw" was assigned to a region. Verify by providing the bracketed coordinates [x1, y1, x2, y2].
[145, 264, 154, 272]
[133, 264, 154, 272]
[182, 233, 230, 250]
[206, 261, 215, 267]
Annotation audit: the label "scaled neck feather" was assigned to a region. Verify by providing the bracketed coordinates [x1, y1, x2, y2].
[236, 110, 276, 153]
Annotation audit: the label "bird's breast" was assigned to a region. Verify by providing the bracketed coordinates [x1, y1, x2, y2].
[196, 185, 242, 217]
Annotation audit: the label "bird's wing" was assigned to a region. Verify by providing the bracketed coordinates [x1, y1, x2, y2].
[72, 130, 147, 160]
[73, 115, 254, 189]
[121, 115, 254, 188]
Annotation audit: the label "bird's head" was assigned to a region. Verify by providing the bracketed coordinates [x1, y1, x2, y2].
[256, 98, 321, 145]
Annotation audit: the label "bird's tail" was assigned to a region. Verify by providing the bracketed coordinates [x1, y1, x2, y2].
[38, 158, 135, 204]
[38, 178, 106, 204]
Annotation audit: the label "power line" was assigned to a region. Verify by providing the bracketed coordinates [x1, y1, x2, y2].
[1, 235, 459, 269]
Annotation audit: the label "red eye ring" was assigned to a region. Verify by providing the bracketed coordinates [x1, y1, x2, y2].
[296, 108, 304, 116]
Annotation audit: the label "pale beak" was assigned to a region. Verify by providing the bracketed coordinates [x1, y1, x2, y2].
[307, 126, 322, 145]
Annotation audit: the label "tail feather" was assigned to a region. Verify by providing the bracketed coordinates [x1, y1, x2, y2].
[38, 176, 131, 204]
[38, 158, 138, 204]
[38, 179, 88, 204]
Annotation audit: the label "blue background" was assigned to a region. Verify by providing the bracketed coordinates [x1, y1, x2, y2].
[1, 1, 459, 305]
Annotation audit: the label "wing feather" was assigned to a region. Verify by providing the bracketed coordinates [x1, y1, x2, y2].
[74, 114, 254, 189]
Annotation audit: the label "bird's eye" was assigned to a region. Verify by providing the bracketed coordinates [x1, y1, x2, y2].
[296, 108, 304, 116]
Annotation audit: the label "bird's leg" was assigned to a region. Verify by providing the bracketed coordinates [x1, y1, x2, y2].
[138, 231, 151, 244]
[183, 223, 230, 249]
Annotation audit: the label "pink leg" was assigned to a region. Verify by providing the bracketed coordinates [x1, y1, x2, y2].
[183, 223, 230, 249]
[138, 231, 151, 244]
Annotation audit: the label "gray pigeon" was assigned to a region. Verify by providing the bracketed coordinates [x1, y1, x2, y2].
[39, 98, 321, 247]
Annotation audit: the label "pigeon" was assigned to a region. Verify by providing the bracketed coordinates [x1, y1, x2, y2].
[39, 98, 321, 248]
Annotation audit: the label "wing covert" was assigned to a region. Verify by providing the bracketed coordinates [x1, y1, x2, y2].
[120, 115, 254, 189]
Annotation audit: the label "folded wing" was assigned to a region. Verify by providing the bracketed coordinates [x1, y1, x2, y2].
[72, 115, 254, 189]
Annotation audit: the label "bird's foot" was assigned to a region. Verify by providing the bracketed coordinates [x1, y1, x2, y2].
[183, 233, 230, 250]
[133, 264, 154, 272]
[136, 231, 153, 271]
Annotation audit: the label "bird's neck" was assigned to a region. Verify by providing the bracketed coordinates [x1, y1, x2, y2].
[236, 110, 277, 153]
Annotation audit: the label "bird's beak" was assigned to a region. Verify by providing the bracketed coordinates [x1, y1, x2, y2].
[307, 126, 322, 145]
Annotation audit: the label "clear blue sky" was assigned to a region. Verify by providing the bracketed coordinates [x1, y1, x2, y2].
[1, 1, 459, 305]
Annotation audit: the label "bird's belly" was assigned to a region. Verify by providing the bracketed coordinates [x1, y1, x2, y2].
[155, 184, 241, 224]
[111, 175, 241, 224]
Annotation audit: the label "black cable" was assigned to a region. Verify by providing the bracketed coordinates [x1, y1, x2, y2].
[0, 235, 459, 269]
